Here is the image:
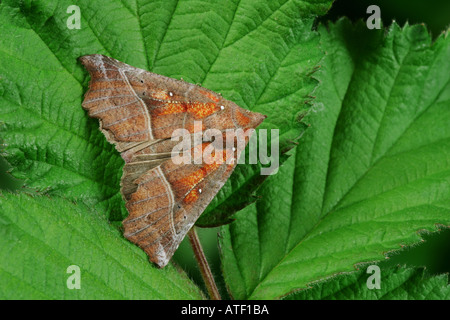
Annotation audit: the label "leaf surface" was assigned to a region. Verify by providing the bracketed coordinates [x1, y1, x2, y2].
[284, 266, 450, 300]
[0, 193, 204, 299]
[220, 20, 450, 299]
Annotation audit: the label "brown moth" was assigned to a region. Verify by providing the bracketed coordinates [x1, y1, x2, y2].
[80, 54, 265, 267]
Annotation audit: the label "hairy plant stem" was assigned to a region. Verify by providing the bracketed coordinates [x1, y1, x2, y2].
[188, 227, 221, 300]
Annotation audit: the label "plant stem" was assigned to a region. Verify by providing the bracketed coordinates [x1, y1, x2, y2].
[187, 227, 221, 300]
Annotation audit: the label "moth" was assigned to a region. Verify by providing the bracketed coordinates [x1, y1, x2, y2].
[80, 54, 265, 267]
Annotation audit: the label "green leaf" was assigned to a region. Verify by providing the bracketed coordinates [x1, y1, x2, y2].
[0, 0, 332, 222]
[219, 20, 450, 299]
[0, 192, 204, 299]
[284, 265, 450, 300]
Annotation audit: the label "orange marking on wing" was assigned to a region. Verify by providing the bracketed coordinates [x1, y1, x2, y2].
[189, 102, 219, 119]
[173, 159, 222, 204]
[184, 189, 199, 204]
[181, 163, 221, 204]
[204, 148, 231, 165]
[234, 108, 251, 126]
[151, 103, 186, 116]
[152, 102, 219, 119]
[198, 89, 220, 102]
[176, 163, 221, 190]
